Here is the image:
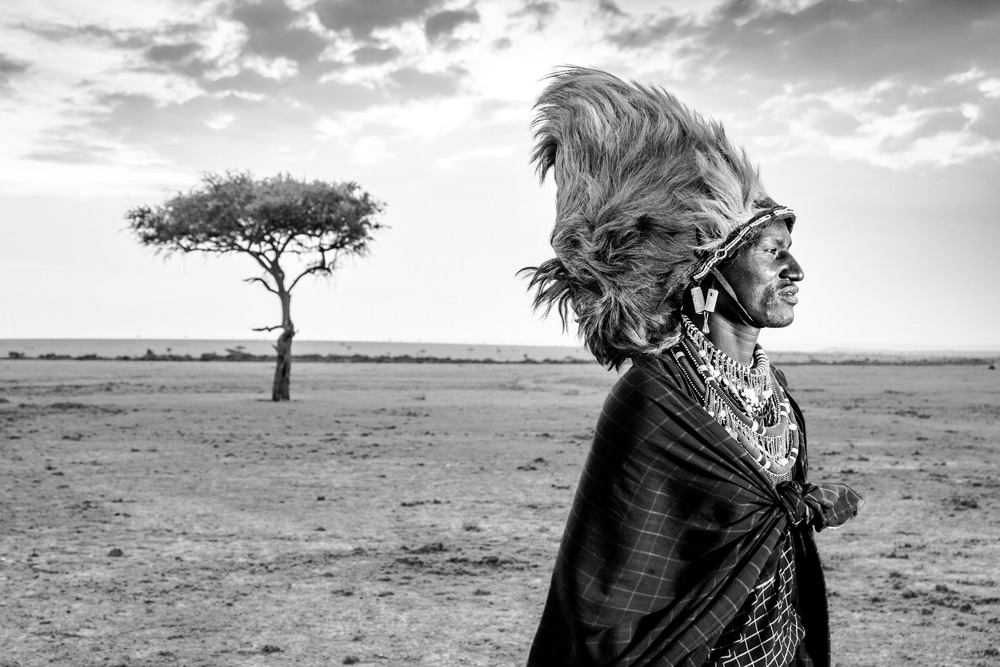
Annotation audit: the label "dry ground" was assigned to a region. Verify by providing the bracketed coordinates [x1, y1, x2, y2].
[1, 360, 998, 667]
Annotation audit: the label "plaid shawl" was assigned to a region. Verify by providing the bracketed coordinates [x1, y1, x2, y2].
[527, 354, 861, 667]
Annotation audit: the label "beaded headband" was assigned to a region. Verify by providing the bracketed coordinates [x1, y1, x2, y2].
[690, 205, 796, 284]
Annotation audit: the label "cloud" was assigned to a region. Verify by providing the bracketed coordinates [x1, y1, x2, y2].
[244, 24, 331, 64]
[23, 23, 145, 49]
[146, 42, 202, 63]
[19, 4, 343, 96]
[20, 93, 182, 169]
[388, 66, 465, 99]
[20, 19, 222, 82]
[202, 69, 286, 95]
[22, 21, 203, 51]
[25, 144, 114, 165]
[352, 45, 401, 65]
[750, 83, 1000, 169]
[607, 14, 680, 48]
[511, 0, 558, 30]
[7, 0, 484, 178]
[425, 8, 480, 43]
[232, 0, 332, 65]
[642, 0, 1000, 92]
[70, 89, 340, 170]
[137, 43, 217, 80]
[232, 0, 298, 30]
[0, 52, 30, 88]
[204, 111, 237, 130]
[314, 0, 440, 38]
[807, 106, 862, 137]
[600, 0, 1000, 168]
[899, 109, 969, 143]
[297, 79, 387, 110]
[17, 0, 995, 180]
[981, 79, 1000, 99]
[970, 98, 1000, 138]
[597, 0, 626, 18]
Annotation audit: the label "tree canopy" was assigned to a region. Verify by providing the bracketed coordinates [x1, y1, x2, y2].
[126, 171, 385, 400]
[129, 171, 383, 286]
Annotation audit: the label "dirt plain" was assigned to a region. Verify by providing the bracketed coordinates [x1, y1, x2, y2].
[1, 359, 999, 667]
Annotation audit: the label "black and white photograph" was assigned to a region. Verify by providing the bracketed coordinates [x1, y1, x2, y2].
[2, 1, 998, 666]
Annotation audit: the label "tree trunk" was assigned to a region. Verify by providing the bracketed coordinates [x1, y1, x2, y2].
[271, 289, 294, 402]
[272, 328, 293, 401]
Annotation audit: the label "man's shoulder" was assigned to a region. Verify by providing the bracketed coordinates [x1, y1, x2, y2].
[607, 352, 697, 410]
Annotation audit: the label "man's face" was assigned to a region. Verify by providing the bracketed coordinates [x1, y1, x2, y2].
[719, 220, 804, 329]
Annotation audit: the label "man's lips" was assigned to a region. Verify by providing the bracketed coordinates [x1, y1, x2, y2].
[778, 285, 799, 304]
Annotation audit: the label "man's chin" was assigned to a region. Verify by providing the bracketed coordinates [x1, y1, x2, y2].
[763, 309, 795, 329]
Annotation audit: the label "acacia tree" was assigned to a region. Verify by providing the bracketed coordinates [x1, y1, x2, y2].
[126, 171, 385, 401]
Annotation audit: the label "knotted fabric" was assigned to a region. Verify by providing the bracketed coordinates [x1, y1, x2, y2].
[526, 354, 863, 667]
[776, 481, 864, 531]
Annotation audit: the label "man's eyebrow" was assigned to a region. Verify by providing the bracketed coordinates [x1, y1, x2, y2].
[755, 234, 790, 249]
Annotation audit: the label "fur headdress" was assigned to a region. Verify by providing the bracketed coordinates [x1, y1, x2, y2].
[523, 67, 794, 368]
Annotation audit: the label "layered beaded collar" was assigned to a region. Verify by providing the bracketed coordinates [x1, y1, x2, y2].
[681, 316, 773, 417]
[674, 315, 799, 484]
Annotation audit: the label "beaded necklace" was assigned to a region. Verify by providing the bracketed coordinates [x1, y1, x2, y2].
[675, 315, 799, 484]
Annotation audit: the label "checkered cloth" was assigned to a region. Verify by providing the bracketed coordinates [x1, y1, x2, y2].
[526, 354, 862, 667]
[705, 539, 803, 667]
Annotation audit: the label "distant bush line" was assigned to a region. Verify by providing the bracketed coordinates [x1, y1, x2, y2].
[5, 349, 997, 367]
[7, 349, 593, 365]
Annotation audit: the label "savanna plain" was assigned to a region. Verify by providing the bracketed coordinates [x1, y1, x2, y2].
[2, 359, 999, 667]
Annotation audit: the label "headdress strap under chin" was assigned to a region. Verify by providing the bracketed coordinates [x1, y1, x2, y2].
[709, 267, 756, 326]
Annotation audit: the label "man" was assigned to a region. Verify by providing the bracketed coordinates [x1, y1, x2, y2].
[523, 68, 863, 667]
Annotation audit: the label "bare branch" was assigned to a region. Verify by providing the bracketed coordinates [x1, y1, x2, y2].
[244, 249, 273, 273]
[288, 262, 333, 291]
[288, 243, 342, 291]
[252, 324, 285, 332]
[243, 276, 278, 294]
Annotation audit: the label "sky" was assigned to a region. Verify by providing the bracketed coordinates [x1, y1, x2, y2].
[1, 0, 998, 352]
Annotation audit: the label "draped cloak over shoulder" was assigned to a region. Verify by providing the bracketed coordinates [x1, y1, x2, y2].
[527, 354, 861, 667]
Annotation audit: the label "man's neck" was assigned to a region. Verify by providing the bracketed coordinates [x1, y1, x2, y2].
[702, 314, 761, 365]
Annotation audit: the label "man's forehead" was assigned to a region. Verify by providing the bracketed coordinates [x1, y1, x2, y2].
[757, 220, 793, 242]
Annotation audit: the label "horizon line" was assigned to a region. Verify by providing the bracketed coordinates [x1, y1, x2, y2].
[1, 336, 998, 356]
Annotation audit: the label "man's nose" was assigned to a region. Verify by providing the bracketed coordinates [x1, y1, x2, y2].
[782, 253, 804, 282]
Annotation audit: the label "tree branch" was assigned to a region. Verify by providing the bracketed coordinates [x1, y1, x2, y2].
[288, 246, 340, 291]
[288, 264, 330, 291]
[252, 324, 285, 332]
[244, 276, 278, 294]
[243, 247, 272, 271]
[275, 233, 292, 255]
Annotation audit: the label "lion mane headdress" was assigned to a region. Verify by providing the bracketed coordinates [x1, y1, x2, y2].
[523, 67, 795, 368]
